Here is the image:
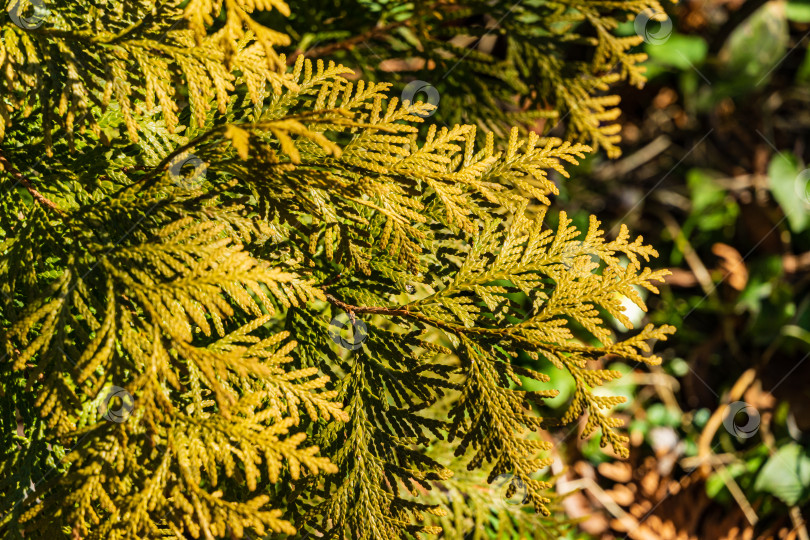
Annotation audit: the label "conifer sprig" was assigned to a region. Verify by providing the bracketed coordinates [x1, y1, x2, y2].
[1, 1, 675, 538]
[279, 0, 673, 156]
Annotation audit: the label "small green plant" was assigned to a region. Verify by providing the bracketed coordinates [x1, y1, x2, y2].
[0, 1, 674, 538]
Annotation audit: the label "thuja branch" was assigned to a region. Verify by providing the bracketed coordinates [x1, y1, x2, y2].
[286, 21, 407, 65]
[0, 150, 64, 216]
[137, 114, 392, 188]
[323, 293, 605, 357]
[324, 292, 418, 320]
[324, 292, 632, 450]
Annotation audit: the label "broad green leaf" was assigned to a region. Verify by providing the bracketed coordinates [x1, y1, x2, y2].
[787, 0, 810, 22]
[719, 2, 789, 88]
[754, 443, 810, 505]
[646, 33, 708, 71]
[767, 152, 810, 233]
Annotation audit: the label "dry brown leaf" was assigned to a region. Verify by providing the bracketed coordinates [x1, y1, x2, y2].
[713, 242, 748, 291]
[598, 461, 633, 483]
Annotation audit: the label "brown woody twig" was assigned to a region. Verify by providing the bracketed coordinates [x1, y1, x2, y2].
[0, 149, 64, 216]
[286, 22, 407, 66]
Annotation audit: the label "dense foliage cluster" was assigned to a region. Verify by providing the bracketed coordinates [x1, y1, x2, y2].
[0, 1, 674, 538]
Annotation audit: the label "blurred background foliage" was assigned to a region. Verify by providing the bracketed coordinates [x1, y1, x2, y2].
[550, 1, 810, 538]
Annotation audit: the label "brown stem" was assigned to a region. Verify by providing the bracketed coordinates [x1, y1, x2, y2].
[323, 293, 603, 357]
[286, 21, 407, 65]
[0, 150, 64, 216]
[325, 293, 416, 319]
[326, 292, 495, 336]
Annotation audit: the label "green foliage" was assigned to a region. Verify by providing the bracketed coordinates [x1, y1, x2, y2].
[0, 1, 674, 538]
[418, 441, 580, 539]
[767, 152, 809, 233]
[754, 443, 810, 506]
[279, 0, 672, 157]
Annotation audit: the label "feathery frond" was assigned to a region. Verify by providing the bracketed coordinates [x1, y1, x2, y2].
[1, 1, 674, 538]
